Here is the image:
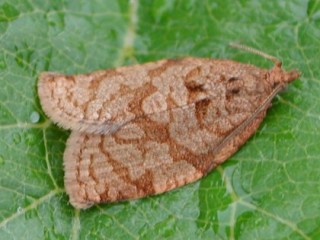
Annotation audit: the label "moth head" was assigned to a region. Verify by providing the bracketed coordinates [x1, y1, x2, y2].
[268, 62, 300, 89]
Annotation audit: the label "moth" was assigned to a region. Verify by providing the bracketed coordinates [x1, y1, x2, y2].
[38, 44, 300, 209]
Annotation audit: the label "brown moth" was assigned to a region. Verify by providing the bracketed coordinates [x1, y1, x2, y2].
[38, 44, 300, 209]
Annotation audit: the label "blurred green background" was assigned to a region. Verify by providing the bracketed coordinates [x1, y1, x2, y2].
[0, 0, 319, 239]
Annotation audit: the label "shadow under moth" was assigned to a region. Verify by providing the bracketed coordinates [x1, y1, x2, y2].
[38, 44, 300, 209]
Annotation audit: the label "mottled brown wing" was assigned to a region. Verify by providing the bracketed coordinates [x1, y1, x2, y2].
[38, 58, 270, 134]
[64, 96, 270, 209]
[38, 51, 300, 209]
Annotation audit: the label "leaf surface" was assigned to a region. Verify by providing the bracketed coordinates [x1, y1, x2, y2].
[0, 0, 319, 239]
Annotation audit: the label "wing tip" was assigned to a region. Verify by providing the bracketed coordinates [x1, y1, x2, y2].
[38, 71, 83, 132]
[38, 71, 118, 134]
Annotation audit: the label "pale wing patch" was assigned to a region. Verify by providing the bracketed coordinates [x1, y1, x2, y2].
[103, 137, 145, 180]
[144, 141, 173, 168]
[115, 123, 145, 140]
[142, 92, 167, 115]
[169, 106, 217, 154]
[152, 160, 203, 193]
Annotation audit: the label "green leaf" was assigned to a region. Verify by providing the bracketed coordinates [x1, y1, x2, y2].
[0, 0, 319, 239]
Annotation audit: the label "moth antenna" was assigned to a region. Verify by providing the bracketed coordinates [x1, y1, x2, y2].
[229, 43, 282, 67]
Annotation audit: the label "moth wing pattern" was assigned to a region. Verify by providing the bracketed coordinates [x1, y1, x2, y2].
[38, 54, 300, 209]
[64, 96, 272, 209]
[38, 58, 218, 134]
